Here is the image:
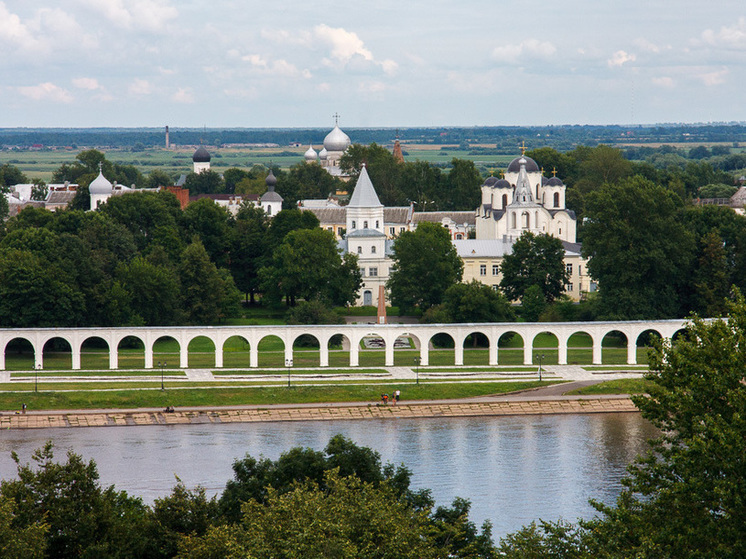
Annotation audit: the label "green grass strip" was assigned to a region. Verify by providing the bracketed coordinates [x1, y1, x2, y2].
[0, 381, 550, 411]
[565, 379, 653, 396]
[212, 369, 388, 376]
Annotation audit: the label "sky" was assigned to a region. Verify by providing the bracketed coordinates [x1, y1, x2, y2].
[2, 0, 746, 129]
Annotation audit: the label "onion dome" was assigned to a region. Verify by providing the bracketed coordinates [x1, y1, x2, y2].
[265, 169, 277, 189]
[319, 147, 328, 160]
[89, 169, 113, 195]
[507, 155, 539, 173]
[304, 144, 317, 161]
[547, 177, 564, 186]
[323, 125, 351, 152]
[192, 146, 211, 163]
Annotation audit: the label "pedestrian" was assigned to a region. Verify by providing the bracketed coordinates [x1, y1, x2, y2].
[383, 393, 389, 405]
[395, 389, 400, 403]
[21, 403, 26, 414]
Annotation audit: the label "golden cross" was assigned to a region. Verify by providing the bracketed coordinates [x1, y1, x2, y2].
[552, 167, 557, 177]
[520, 141, 527, 155]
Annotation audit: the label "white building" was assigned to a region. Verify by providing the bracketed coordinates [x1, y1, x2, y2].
[192, 146, 211, 174]
[476, 154, 576, 243]
[259, 170, 284, 216]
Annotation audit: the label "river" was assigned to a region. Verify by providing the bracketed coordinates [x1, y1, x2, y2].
[0, 412, 656, 539]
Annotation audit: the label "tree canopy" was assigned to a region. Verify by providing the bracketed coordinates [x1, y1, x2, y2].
[499, 232, 569, 305]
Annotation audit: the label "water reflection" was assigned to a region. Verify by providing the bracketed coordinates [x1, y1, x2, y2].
[0, 413, 656, 538]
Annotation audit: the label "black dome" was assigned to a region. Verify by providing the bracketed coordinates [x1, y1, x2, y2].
[265, 169, 277, 188]
[192, 146, 211, 163]
[507, 156, 539, 173]
[547, 177, 564, 186]
[495, 178, 511, 189]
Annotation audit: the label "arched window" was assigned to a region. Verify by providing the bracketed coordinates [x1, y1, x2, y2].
[502, 194, 507, 208]
[554, 192, 560, 207]
[522, 212, 529, 229]
[363, 220, 368, 229]
[371, 245, 376, 254]
[357, 246, 362, 254]
[352, 220, 356, 229]
[266, 205, 272, 215]
[375, 220, 379, 228]
[511, 213, 516, 229]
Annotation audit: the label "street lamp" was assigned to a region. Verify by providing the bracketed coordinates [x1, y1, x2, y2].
[158, 361, 166, 390]
[535, 353, 545, 382]
[34, 363, 40, 393]
[414, 356, 420, 385]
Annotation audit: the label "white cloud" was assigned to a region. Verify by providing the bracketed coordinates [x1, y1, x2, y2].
[239, 53, 311, 78]
[608, 50, 636, 67]
[700, 17, 746, 49]
[128, 78, 152, 95]
[18, 82, 73, 103]
[0, 2, 35, 45]
[492, 39, 556, 63]
[697, 68, 728, 86]
[313, 24, 396, 74]
[172, 88, 194, 103]
[652, 76, 675, 88]
[78, 0, 177, 32]
[634, 38, 662, 53]
[72, 77, 101, 90]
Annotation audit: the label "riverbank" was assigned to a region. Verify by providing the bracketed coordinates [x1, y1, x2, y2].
[0, 392, 638, 430]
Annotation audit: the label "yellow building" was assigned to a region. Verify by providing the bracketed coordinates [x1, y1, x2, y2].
[454, 239, 595, 302]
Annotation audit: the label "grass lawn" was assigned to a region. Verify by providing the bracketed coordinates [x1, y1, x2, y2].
[566, 378, 654, 396]
[0, 381, 552, 411]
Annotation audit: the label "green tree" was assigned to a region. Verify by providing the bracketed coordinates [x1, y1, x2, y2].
[582, 175, 694, 319]
[184, 170, 224, 195]
[230, 204, 269, 303]
[146, 169, 174, 189]
[0, 163, 27, 187]
[182, 198, 234, 268]
[436, 280, 514, 323]
[441, 159, 482, 211]
[387, 221, 463, 313]
[265, 209, 320, 252]
[0, 443, 149, 559]
[117, 256, 182, 325]
[499, 232, 569, 304]
[520, 285, 546, 322]
[179, 239, 237, 324]
[691, 231, 730, 317]
[276, 162, 344, 207]
[260, 228, 361, 307]
[0, 496, 48, 559]
[341, 143, 405, 206]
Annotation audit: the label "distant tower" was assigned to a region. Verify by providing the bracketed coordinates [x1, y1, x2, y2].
[165, 126, 170, 149]
[392, 130, 404, 163]
[192, 145, 211, 173]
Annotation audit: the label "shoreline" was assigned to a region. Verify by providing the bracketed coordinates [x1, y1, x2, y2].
[0, 395, 638, 430]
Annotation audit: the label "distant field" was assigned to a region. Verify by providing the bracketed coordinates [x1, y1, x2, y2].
[1, 145, 518, 182]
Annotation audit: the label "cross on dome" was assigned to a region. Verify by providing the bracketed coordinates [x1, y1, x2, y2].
[520, 141, 527, 155]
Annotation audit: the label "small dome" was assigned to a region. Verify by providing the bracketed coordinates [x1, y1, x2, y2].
[192, 146, 211, 163]
[547, 177, 564, 186]
[323, 125, 351, 152]
[495, 178, 512, 189]
[89, 169, 113, 195]
[304, 144, 317, 161]
[265, 169, 277, 189]
[482, 177, 499, 187]
[319, 147, 328, 160]
[507, 156, 539, 173]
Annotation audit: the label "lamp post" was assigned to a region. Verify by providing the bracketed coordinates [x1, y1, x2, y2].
[535, 353, 545, 382]
[34, 363, 39, 393]
[158, 361, 166, 390]
[414, 356, 420, 385]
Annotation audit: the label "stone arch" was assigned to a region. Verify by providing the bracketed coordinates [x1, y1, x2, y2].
[222, 335, 250, 368]
[393, 331, 421, 366]
[4, 337, 35, 371]
[80, 336, 110, 370]
[153, 335, 180, 369]
[42, 336, 73, 370]
[567, 331, 593, 365]
[188, 336, 216, 368]
[117, 336, 145, 369]
[602, 330, 628, 364]
[292, 332, 321, 367]
[462, 330, 490, 365]
[531, 331, 559, 366]
[257, 334, 285, 368]
[359, 332, 387, 367]
[498, 331, 523, 366]
[636, 329, 662, 365]
[428, 331, 456, 366]
[327, 333, 350, 367]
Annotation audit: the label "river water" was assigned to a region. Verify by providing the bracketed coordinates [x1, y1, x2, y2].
[0, 413, 656, 538]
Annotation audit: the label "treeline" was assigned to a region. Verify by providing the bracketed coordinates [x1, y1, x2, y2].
[4, 123, 746, 150]
[0, 435, 496, 559]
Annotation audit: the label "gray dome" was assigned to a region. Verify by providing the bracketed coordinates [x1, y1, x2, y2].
[265, 169, 277, 188]
[495, 178, 512, 189]
[319, 147, 328, 160]
[482, 177, 499, 187]
[89, 170, 113, 195]
[323, 125, 351, 152]
[304, 145, 317, 161]
[192, 146, 211, 163]
[547, 177, 564, 186]
[507, 155, 539, 173]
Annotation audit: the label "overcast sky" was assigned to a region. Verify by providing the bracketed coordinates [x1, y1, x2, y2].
[2, 0, 746, 129]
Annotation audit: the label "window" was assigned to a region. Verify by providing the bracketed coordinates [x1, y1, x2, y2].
[578, 266, 583, 276]
[375, 220, 379, 228]
[352, 220, 356, 229]
[492, 264, 499, 275]
[400, 227, 405, 233]
[389, 227, 395, 236]
[456, 234, 463, 240]
[566, 263, 573, 275]
[369, 267, 378, 277]
[565, 283, 573, 292]
[266, 205, 272, 215]
[480, 264, 487, 276]
[327, 227, 333, 232]
[554, 192, 560, 207]
[357, 246, 362, 254]
[502, 193, 508, 208]
[360, 268, 365, 276]
[364, 220, 368, 229]
[371, 246, 376, 254]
